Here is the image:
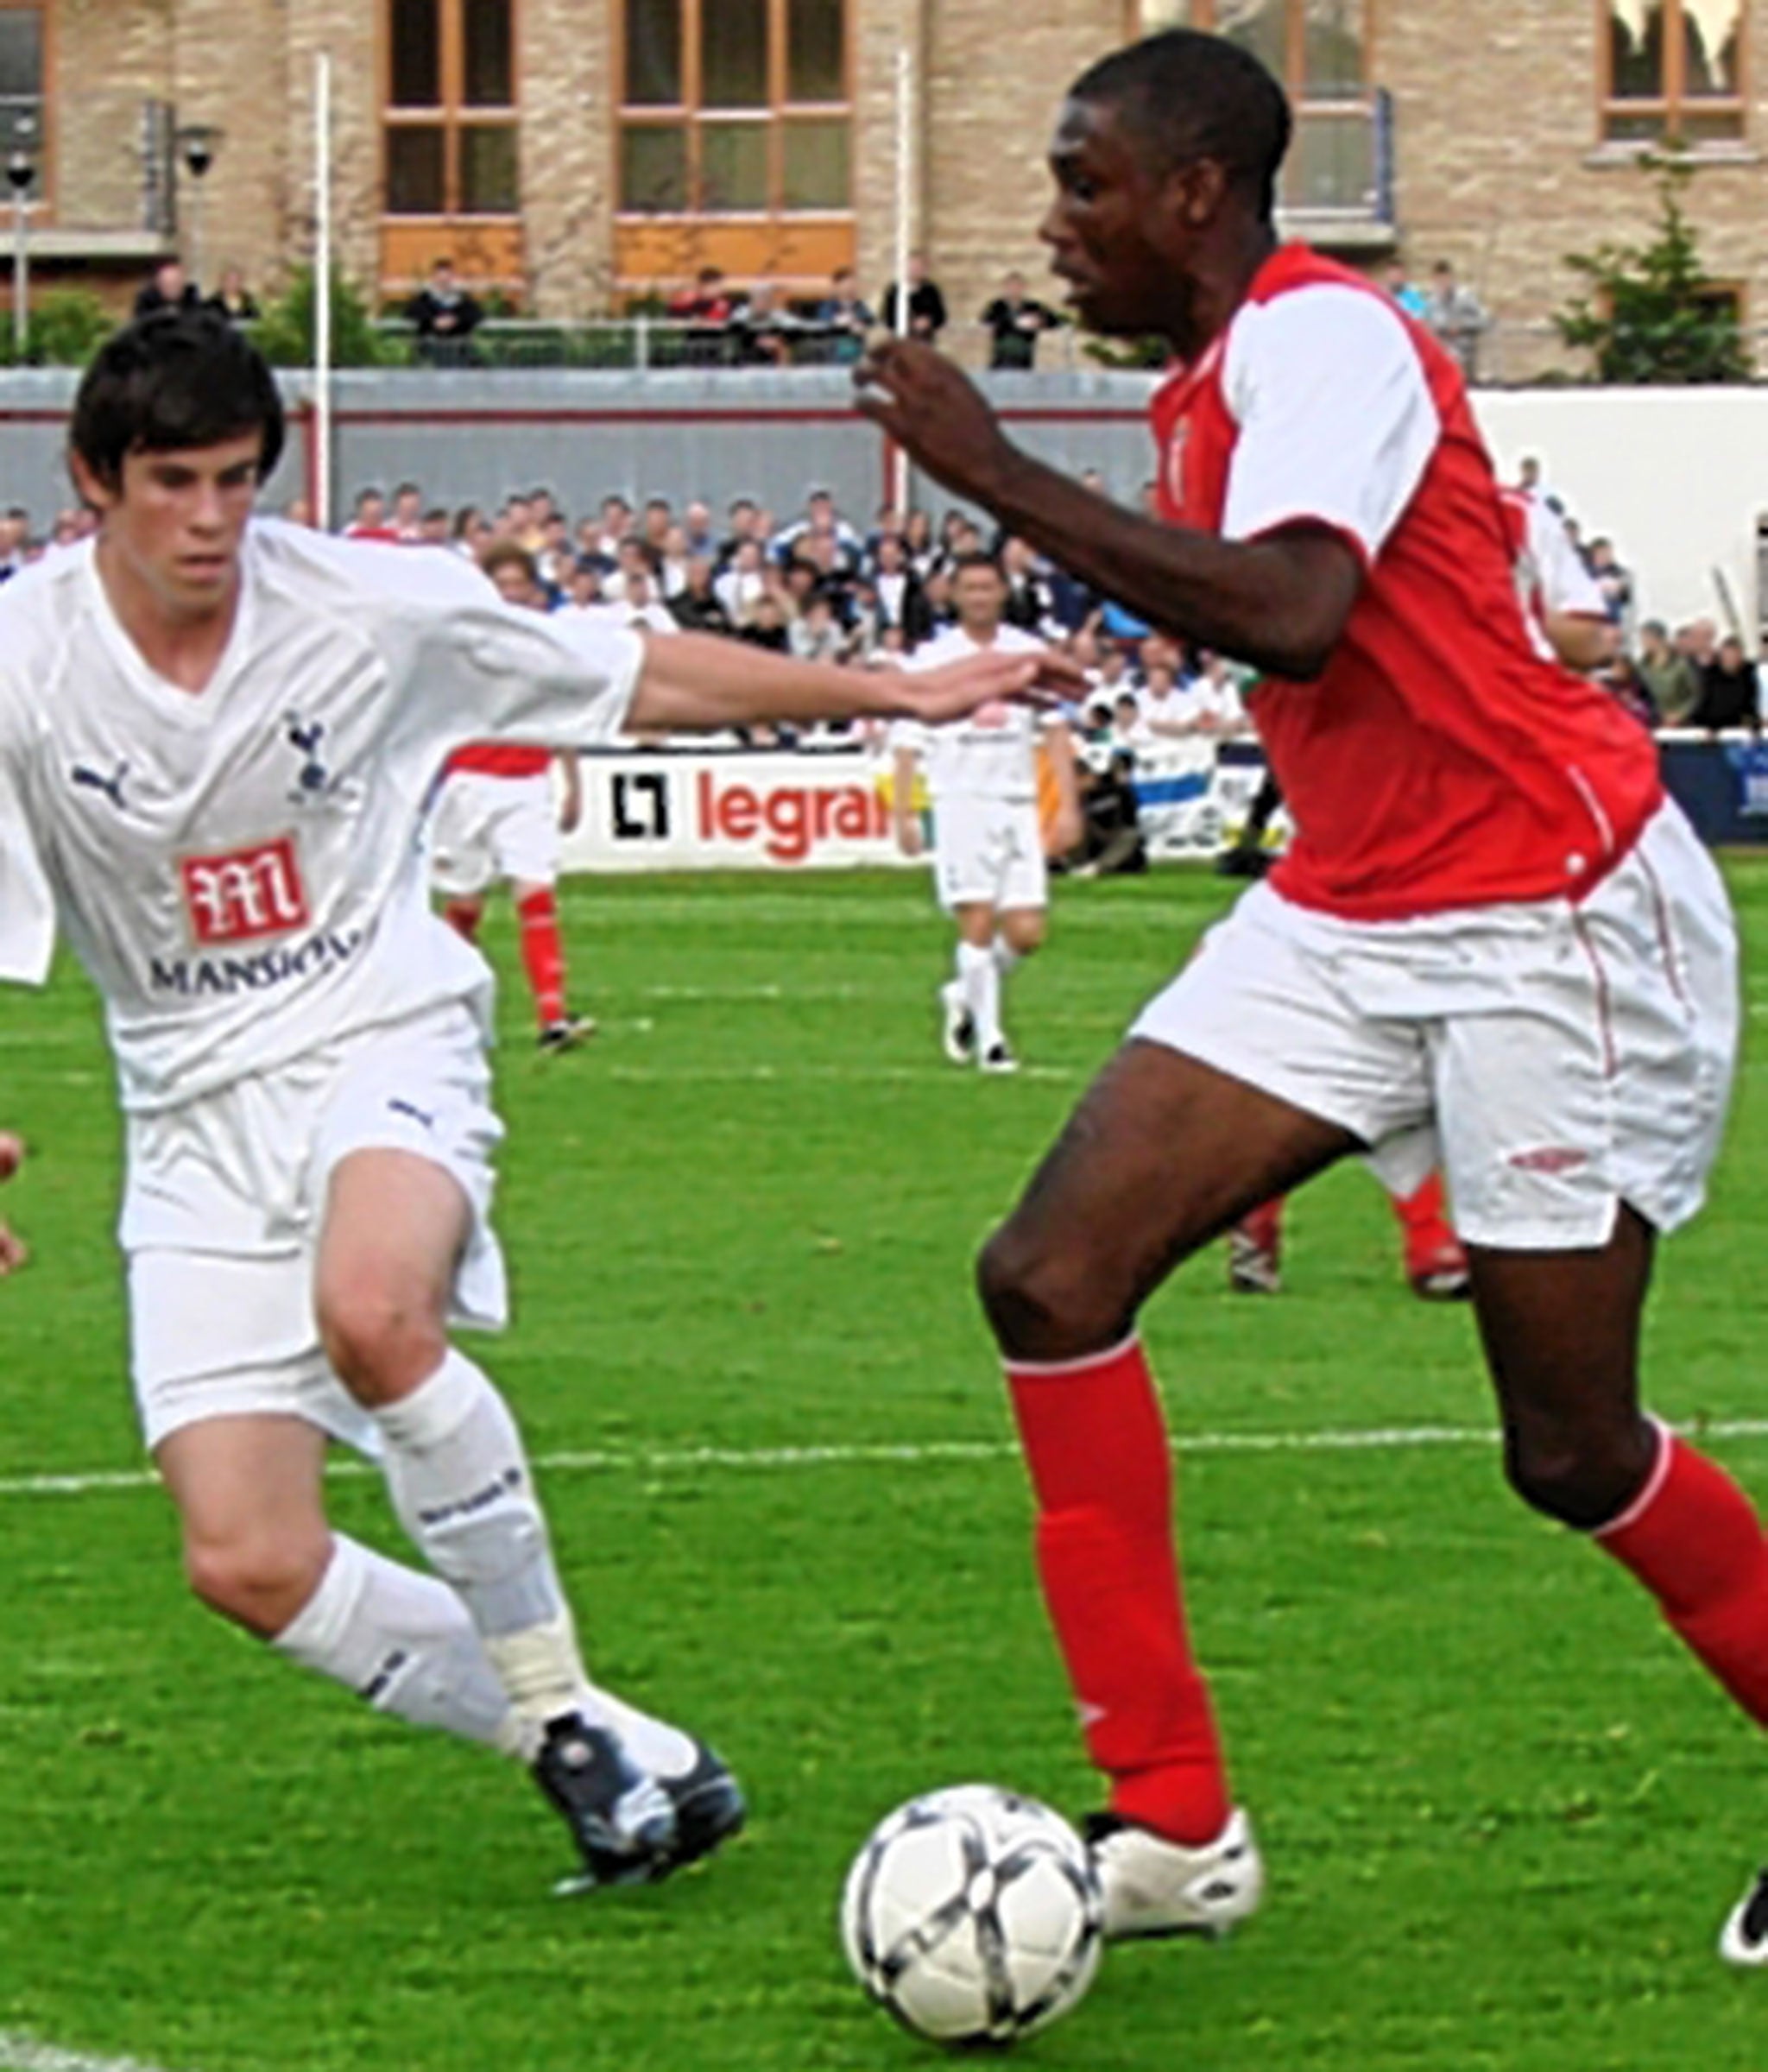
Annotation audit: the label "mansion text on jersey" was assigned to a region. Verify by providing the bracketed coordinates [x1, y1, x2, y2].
[150, 925, 367, 998]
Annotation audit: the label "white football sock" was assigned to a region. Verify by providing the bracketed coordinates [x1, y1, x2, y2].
[273, 1532, 537, 1759]
[991, 934, 1023, 978]
[375, 1349, 586, 1728]
[956, 940, 1001, 1052]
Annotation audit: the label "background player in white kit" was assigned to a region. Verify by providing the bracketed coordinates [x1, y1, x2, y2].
[0, 311, 1065, 1895]
[891, 555, 1081, 1072]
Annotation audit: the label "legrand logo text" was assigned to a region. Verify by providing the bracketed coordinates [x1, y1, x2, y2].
[695, 771, 888, 864]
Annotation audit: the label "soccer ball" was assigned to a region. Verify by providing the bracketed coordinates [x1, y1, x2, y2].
[839, 1785, 1104, 2046]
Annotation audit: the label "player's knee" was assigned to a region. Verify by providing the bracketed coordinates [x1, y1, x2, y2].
[317, 1279, 449, 1405]
[976, 1221, 1129, 1361]
[1502, 1421, 1651, 1531]
[185, 1528, 329, 1638]
[1002, 913, 1045, 956]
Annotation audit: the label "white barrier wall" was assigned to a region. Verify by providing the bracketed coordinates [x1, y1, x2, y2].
[1473, 388, 1768, 636]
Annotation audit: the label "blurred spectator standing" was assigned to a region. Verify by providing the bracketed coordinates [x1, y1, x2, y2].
[134, 256, 202, 319]
[1585, 536, 1633, 634]
[1381, 258, 1430, 320]
[1424, 260, 1487, 379]
[1636, 621, 1702, 726]
[670, 557, 736, 635]
[0, 506, 27, 582]
[982, 272, 1062, 370]
[1690, 633, 1759, 730]
[1000, 536, 1058, 633]
[732, 283, 796, 366]
[342, 487, 396, 540]
[869, 532, 935, 647]
[389, 482, 425, 541]
[881, 252, 948, 343]
[812, 268, 875, 364]
[667, 266, 740, 363]
[207, 266, 261, 324]
[407, 258, 484, 367]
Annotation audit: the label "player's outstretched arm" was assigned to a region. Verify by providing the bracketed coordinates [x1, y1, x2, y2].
[0, 1131, 28, 1278]
[625, 630, 1077, 736]
[855, 339, 1360, 681]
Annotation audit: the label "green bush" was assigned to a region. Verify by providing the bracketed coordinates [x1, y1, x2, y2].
[0, 287, 114, 367]
[251, 265, 389, 368]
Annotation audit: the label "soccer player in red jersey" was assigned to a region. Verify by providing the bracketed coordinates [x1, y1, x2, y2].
[858, 28, 1765, 1964]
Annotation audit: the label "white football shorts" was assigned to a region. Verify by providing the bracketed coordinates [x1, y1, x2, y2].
[1131, 799, 1737, 1250]
[123, 1001, 508, 1453]
[932, 795, 1047, 913]
[429, 769, 559, 897]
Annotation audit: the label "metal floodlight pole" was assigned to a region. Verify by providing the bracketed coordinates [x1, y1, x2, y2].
[313, 53, 333, 532]
[7, 142, 32, 358]
[176, 123, 222, 290]
[891, 43, 915, 515]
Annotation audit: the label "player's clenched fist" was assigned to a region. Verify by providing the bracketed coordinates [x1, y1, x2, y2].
[0, 1131, 27, 1277]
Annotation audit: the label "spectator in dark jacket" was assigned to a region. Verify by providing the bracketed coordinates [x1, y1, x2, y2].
[1689, 635, 1759, 730]
[982, 272, 1062, 369]
[869, 532, 935, 647]
[135, 257, 202, 320]
[669, 556, 736, 635]
[881, 253, 947, 342]
[406, 258, 484, 367]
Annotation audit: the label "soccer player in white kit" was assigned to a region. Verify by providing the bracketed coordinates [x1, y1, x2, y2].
[891, 555, 1080, 1072]
[0, 311, 1064, 1894]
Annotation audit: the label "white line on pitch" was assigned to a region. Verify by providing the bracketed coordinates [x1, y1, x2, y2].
[6, 1418, 1768, 1503]
[0, 2036, 181, 2072]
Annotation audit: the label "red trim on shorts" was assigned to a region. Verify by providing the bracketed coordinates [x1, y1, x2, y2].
[1571, 911, 1618, 1077]
[1637, 848, 1689, 1008]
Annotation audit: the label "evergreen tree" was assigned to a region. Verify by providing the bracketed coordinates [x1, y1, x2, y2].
[1556, 154, 1750, 384]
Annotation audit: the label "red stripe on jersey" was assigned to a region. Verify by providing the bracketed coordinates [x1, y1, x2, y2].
[1152, 245, 1661, 919]
[446, 742, 552, 778]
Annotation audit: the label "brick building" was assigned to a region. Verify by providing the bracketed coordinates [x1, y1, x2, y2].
[2, 2, 1765, 376]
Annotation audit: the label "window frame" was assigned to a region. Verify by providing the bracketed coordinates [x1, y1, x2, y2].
[1597, 0, 1749, 148]
[614, 0, 855, 223]
[1157, 2, 1382, 219]
[381, 0, 521, 224]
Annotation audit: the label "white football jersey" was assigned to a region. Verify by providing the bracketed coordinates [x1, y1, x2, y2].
[0, 521, 642, 1113]
[892, 623, 1050, 805]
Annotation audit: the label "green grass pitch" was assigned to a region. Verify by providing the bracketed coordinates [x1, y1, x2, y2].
[3, 861, 1768, 2071]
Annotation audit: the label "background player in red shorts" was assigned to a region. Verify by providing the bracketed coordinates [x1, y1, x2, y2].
[859, 27, 1768, 1965]
[433, 540, 590, 1050]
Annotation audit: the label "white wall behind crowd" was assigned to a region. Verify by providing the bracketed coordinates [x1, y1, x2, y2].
[1473, 388, 1768, 636]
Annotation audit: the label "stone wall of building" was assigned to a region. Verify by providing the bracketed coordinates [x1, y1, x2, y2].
[33, 2, 1768, 358]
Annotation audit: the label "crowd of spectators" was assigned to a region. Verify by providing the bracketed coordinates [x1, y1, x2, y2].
[3, 452, 1764, 756]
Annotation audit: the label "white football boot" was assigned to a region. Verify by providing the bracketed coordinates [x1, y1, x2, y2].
[1720, 1868, 1768, 1966]
[1086, 1807, 1265, 1942]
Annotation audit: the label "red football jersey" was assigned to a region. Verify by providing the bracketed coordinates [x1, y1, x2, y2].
[1151, 244, 1661, 920]
[446, 743, 552, 778]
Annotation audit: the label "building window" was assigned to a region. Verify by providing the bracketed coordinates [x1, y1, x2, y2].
[0, 4, 44, 167]
[1158, 3, 1380, 217]
[1603, 1, 1745, 145]
[617, 0, 851, 218]
[384, 0, 518, 218]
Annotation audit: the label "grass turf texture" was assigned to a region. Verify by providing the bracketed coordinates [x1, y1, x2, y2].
[3, 861, 1768, 2071]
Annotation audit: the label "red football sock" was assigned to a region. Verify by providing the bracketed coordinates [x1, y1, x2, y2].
[1006, 1336, 1230, 1845]
[1237, 1197, 1284, 1253]
[442, 899, 481, 943]
[517, 888, 568, 1028]
[1392, 1171, 1452, 1241]
[1597, 1423, 1768, 1725]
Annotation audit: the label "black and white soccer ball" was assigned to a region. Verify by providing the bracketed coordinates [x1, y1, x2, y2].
[839, 1785, 1104, 2046]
